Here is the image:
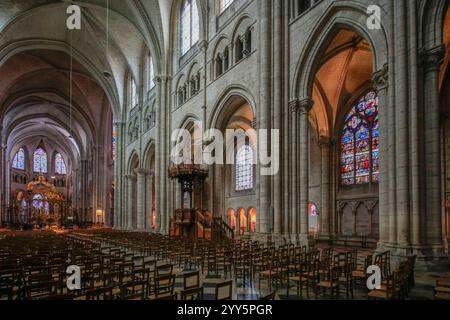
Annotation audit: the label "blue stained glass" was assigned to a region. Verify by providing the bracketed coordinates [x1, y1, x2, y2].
[12, 148, 25, 170]
[235, 145, 254, 191]
[55, 153, 67, 175]
[340, 91, 379, 185]
[33, 148, 47, 174]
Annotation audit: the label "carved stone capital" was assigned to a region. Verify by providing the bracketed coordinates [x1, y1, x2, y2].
[154, 75, 171, 84]
[420, 45, 445, 72]
[198, 40, 208, 51]
[289, 99, 299, 114]
[372, 64, 389, 91]
[298, 98, 314, 114]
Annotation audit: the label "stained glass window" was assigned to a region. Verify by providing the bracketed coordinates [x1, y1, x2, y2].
[33, 194, 49, 214]
[12, 148, 25, 170]
[148, 55, 155, 90]
[235, 145, 254, 191]
[130, 78, 137, 108]
[219, 0, 234, 13]
[55, 153, 67, 175]
[33, 148, 47, 174]
[180, 0, 200, 55]
[112, 121, 117, 161]
[340, 91, 379, 185]
[308, 203, 319, 235]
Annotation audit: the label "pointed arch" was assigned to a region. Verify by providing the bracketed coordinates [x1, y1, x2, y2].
[291, 2, 388, 100]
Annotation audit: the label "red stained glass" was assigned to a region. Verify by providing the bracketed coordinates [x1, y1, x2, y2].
[340, 91, 379, 185]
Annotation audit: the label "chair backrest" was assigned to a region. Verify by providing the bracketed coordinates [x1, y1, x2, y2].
[120, 281, 146, 300]
[183, 271, 200, 290]
[156, 264, 173, 277]
[86, 286, 114, 300]
[181, 287, 204, 300]
[155, 274, 176, 297]
[215, 280, 233, 300]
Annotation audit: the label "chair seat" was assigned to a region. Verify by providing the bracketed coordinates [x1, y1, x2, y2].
[368, 290, 393, 299]
[435, 286, 450, 294]
[352, 271, 365, 278]
[317, 281, 339, 288]
[339, 276, 352, 282]
[260, 270, 279, 277]
[288, 275, 307, 282]
[434, 292, 450, 300]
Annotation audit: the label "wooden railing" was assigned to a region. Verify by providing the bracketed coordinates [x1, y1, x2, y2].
[212, 217, 234, 242]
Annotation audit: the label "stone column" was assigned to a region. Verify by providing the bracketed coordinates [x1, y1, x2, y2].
[126, 174, 135, 230]
[289, 100, 298, 236]
[155, 76, 170, 234]
[423, 45, 445, 251]
[299, 98, 313, 242]
[258, 0, 272, 233]
[136, 169, 148, 230]
[80, 159, 89, 222]
[319, 137, 331, 237]
[394, 0, 410, 248]
[114, 121, 125, 229]
[273, 0, 283, 234]
[373, 65, 389, 244]
[407, 0, 421, 248]
[387, 0, 397, 246]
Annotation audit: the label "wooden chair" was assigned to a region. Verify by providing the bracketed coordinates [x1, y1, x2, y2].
[286, 253, 309, 298]
[86, 286, 114, 300]
[258, 254, 281, 291]
[368, 271, 402, 300]
[316, 266, 340, 299]
[352, 254, 372, 289]
[215, 280, 233, 300]
[183, 271, 200, 290]
[156, 264, 173, 277]
[180, 287, 204, 300]
[434, 279, 450, 300]
[154, 274, 176, 299]
[338, 251, 354, 299]
[120, 281, 147, 300]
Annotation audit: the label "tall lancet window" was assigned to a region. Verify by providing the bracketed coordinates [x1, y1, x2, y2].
[33, 148, 47, 174]
[130, 77, 138, 109]
[112, 120, 117, 161]
[180, 0, 200, 55]
[235, 145, 254, 191]
[340, 91, 379, 185]
[55, 153, 67, 175]
[12, 148, 25, 170]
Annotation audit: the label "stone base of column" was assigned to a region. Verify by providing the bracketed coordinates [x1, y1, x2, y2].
[376, 241, 449, 271]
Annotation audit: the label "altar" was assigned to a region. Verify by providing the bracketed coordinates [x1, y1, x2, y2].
[18, 176, 69, 228]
